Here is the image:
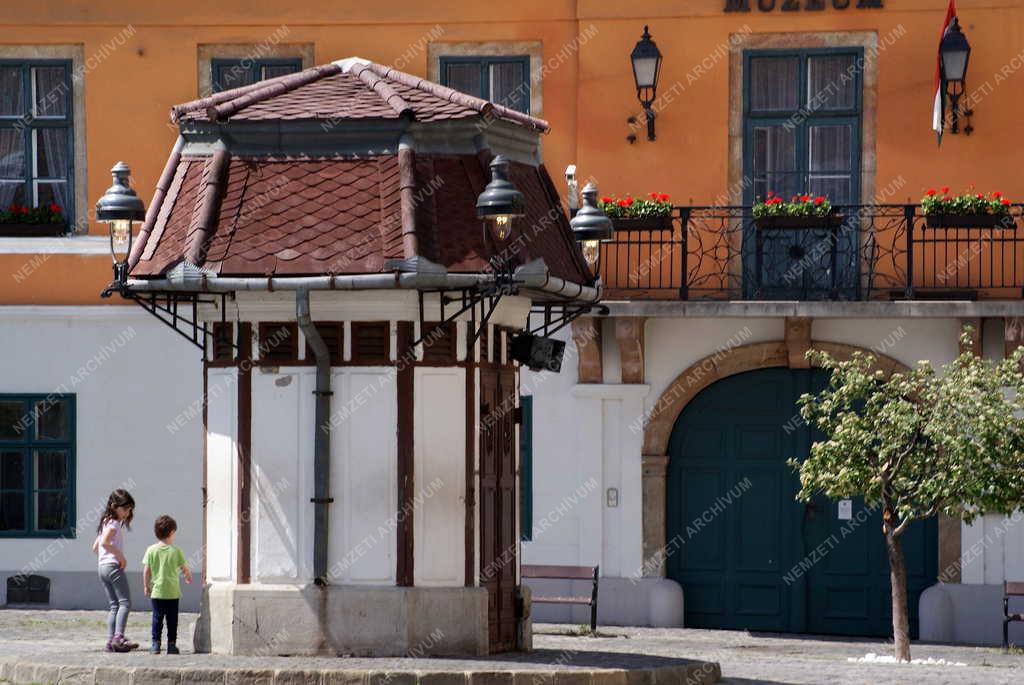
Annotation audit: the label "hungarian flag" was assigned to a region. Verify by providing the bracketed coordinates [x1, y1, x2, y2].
[933, 0, 958, 145]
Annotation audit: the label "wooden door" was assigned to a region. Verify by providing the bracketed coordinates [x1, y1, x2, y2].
[479, 367, 518, 652]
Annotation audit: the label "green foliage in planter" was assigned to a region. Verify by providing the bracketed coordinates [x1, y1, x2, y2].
[597, 192, 672, 219]
[752, 192, 833, 218]
[0, 203, 66, 225]
[921, 187, 1012, 216]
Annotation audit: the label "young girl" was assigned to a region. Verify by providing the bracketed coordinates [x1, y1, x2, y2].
[93, 489, 140, 652]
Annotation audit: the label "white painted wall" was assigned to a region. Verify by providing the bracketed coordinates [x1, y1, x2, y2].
[206, 367, 237, 582]
[250, 366, 398, 585]
[413, 367, 466, 586]
[0, 307, 203, 593]
[526, 315, 1024, 589]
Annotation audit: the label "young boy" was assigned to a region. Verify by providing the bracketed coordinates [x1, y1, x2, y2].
[142, 515, 192, 654]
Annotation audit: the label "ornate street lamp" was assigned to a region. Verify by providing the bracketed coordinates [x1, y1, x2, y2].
[940, 17, 973, 134]
[631, 25, 663, 142]
[476, 155, 525, 243]
[96, 162, 146, 292]
[570, 182, 613, 274]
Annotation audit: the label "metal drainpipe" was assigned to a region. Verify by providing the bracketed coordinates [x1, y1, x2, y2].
[296, 288, 332, 586]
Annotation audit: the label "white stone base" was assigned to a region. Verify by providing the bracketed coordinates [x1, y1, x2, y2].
[194, 583, 489, 656]
[920, 582, 1024, 646]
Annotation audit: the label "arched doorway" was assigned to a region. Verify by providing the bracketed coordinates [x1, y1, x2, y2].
[665, 367, 937, 637]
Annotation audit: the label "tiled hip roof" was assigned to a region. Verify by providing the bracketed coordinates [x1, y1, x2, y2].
[130, 153, 589, 285]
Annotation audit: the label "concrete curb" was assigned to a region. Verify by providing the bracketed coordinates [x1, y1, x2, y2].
[0, 658, 721, 685]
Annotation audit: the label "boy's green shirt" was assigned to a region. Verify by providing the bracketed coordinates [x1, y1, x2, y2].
[142, 542, 186, 600]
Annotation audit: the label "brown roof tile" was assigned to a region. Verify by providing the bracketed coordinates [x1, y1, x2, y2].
[170, 59, 549, 131]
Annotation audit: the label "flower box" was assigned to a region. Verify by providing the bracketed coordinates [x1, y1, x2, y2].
[925, 214, 1015, 229]
[611, 215, 674, 231]
[0, 222, 68, 237]
[754, 215, 845, 230]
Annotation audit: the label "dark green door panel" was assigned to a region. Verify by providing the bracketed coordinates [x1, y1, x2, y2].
[667, 367, 937, 637]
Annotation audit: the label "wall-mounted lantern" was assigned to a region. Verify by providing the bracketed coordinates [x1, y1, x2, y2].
[476, 155, 525, 244]
[96, 162, 146, 293]
[940, 17, 973, 135]
[570, 182, 614, 275]
[631, 25, 663, 142]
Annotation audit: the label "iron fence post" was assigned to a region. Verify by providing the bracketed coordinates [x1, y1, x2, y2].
[678, 207, 690, 300]
[904, 204, 916, 299]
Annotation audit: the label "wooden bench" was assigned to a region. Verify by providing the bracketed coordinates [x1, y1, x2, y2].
[522, 564, 599, 631]
[1004, 581, 1024, 650]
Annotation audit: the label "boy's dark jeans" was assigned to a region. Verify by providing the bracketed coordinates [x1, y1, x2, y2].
[151, 598, 179, 644]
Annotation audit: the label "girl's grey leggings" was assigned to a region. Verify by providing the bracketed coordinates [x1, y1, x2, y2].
[98, 563, 131, 638]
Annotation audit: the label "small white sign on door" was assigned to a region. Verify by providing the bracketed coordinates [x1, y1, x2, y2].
[837, 499, 853, 520]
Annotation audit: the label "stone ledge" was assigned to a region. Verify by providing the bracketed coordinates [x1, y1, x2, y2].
[0, 659, 721, 685]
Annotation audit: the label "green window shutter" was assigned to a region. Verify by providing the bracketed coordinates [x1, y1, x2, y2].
[519, 395, 533, 541]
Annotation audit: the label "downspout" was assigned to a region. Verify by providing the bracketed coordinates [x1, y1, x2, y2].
[296, 288, 332, 586]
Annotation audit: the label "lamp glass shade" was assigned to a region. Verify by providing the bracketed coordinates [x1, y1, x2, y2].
[581, 239, 600, 267]
[492, 214, 513, 241]
[940, 19, 971, 82]
[631, 26, 663, 92]
[110, 219, 132, 262]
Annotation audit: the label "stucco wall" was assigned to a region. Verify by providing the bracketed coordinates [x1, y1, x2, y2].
[0, 307, 203, 609]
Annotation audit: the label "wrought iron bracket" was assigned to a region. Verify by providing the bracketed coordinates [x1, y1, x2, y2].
[528, 302, 609, 338]
[102, 286, 231, 357]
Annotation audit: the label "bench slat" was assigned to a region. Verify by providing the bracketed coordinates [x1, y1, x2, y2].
[522, 564, 597, 580]
[532, 596, 593, 605]
[1005, 581, 1024, 596]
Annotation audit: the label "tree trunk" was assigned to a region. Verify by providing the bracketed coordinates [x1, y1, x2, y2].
[885, 532, 912, 662]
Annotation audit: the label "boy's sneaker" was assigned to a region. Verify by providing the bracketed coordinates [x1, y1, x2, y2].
[166, 644, 180, 655]
[150, 641, 161, 654]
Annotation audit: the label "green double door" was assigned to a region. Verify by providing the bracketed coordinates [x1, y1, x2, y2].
[666, 368, 936, 637]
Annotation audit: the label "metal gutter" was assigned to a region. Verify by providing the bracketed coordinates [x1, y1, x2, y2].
[124, 260, 603, 304]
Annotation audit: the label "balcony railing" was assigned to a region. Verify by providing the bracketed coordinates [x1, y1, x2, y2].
[599, 204, 1024, 301]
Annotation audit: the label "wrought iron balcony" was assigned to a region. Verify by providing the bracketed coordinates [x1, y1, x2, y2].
[598, 204, 1024, 301]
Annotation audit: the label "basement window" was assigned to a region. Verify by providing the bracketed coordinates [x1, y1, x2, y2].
[6, 574, 49, 604]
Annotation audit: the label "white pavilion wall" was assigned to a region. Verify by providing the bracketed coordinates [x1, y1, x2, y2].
[250, 366, 397, 585]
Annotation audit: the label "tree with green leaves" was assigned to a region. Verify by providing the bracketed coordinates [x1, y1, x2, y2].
[791, 333, 1024, 661]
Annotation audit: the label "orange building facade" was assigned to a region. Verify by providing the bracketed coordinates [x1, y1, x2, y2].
[3, 0, 1024, 645]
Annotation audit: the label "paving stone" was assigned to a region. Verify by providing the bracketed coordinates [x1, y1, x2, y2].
[131, 667, 183, 685]
[552, 673, 591, 685]
[57, 665, 97, 684]
[322, 670, 367, 685]
[223, 669, 274, 685]
[273, 670, 323, 685]
[365, 672, 416, 685]
[94, 666, 133, 685]
[180, 668, 228, 684]
[466, 672, 513, 685]
[588, 670, 626, 685]
[416, 672, 468, 685]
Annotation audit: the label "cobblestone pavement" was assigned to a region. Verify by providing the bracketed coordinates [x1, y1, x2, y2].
[536, 624, 1023, 685]
[0, 611, 1020, 684]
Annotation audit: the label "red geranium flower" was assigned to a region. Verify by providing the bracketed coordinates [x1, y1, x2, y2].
[659, 193, 670, 202]
[600, 196, 612, 204]
[814, 196, 825, 205]
[926, 189, 937, 196]
[624, 197, 634, 206]
[977, 193, 985, 200]
[767, 191, 775, 197]
[800, 194, 810, 202]
[940, 186, 950, 194]
[943, 196, 953, 202]
[17, 206, 28, 214]
[993, 191, 1002, 198]
[49, 203, 61, 212]
[1002, 198, 1012, 205]
[617, 199, 628, 207]
[648, 192, 659, 200]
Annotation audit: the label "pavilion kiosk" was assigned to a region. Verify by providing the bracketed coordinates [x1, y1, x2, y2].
[97, 58, 601, 656]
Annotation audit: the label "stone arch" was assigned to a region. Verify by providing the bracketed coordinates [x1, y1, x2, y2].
[639, 339, 908, 577]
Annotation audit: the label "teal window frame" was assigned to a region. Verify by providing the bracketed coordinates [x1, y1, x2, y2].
[0, 394, 76, 538]
[0, 59, 75, 223]
[211, 57, 303, 93]
[439, 55, 531, 114]
[519, 395, 533, 541]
